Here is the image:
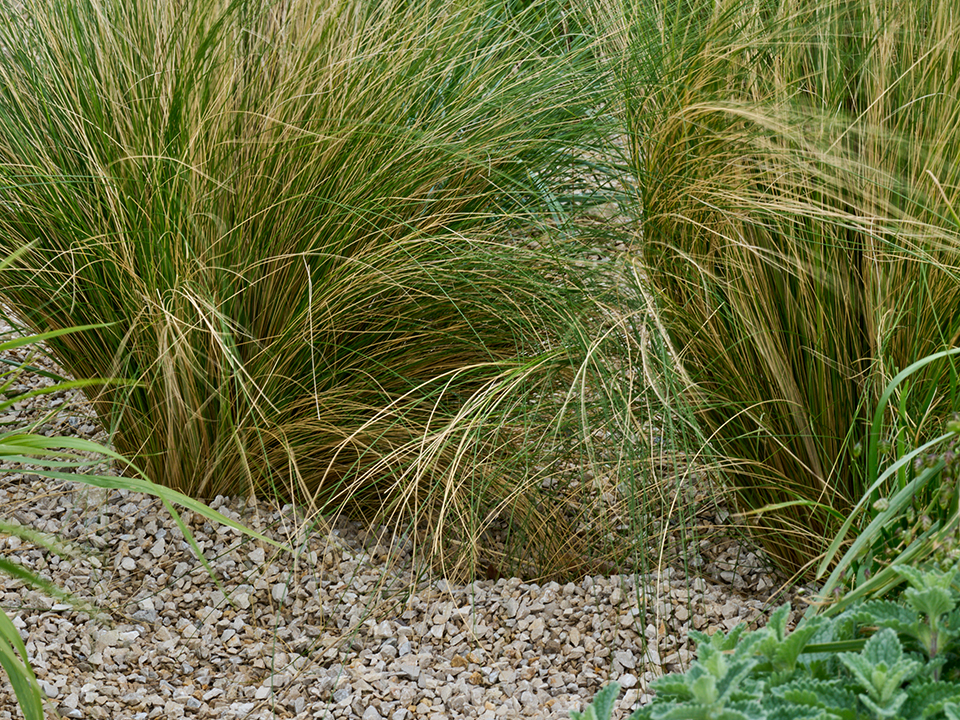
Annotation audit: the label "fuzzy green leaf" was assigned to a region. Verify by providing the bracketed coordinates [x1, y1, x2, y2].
[772, 677, 859, 716]
[571, 683, 620, 720]
[902, 679, 960, 718]
[839, 629, 921, 707]
[689, 673, 720, 706]
[652, 675, 701, 701]
[852, 601, 919, 636]
[904, 585, 957, 627]
[652, 701, 761, 720]
[0, 610, 42, 720]
[858, 690, 907, 719]
[862, 627, 911, 669]
[691, 625, 750, 655]
[769, 621, 824, 674]
[762, 706, 829, 720]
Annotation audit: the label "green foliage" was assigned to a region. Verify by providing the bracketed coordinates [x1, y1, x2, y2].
[839, 630, 920, 718]
[814, 350, 960, 612]
[577, 563, 960, 720]
[0, 0, 638, 581]
[607, 0, 960, 579]
[0, 605, 41, 720]
[571, 682, 623, 720]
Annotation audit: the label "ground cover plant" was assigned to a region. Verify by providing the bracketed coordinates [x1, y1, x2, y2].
[575, 562, 960, 720]
[597, 0, 960, 580]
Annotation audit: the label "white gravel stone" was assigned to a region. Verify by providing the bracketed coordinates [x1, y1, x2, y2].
[271, 582, 288, 603]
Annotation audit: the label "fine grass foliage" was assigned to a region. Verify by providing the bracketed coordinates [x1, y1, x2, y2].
[812, 349, 960, 614]
[0, 0, 659, 581]
[601, 0, 960, 579]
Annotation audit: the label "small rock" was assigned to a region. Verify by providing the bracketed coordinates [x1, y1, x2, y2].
[529, 618, 545, 641]
[163, 700, 185, 717]
[149, 538, 166, 558]
[614, 650, 636, 669]
[132, 609, 158, 623]
[95, 630, 118, 651]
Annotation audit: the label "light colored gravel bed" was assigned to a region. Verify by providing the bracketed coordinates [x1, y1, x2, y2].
[0, 344, 804, 720]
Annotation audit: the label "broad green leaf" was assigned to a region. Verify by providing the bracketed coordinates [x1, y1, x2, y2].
[0, 610, 42, 720]
[571, 682, 620, 720]
[653, 701, 755, 720]
[851, 601, 918, 636]
[653, 675, 699, 700]
[770, 621, 824, 673]
[902, 680, 960, 719]
[895, 564, 959, 620]
[858, 690, 907, 719]
[903, 585, 955, 627]
[773, 677, 858, 714]
[861, 628, 908, 669]
[689, 673, 720, 706]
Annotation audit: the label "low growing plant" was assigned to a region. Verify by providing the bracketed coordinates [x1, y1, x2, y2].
[576, 562, 960, 720]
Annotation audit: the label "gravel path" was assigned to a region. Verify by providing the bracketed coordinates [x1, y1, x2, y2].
[0, 346, 804, 720]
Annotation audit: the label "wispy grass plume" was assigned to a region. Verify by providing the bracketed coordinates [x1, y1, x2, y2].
[603, 0, 960, 578]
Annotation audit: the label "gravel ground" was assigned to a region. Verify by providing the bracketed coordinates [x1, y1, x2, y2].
[0, 343, 806, 720]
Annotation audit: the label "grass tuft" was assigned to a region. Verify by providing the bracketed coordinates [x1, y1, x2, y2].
[0, 0, 653, 580]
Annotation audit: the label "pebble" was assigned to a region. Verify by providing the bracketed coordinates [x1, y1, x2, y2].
[0, 331, 804, 719]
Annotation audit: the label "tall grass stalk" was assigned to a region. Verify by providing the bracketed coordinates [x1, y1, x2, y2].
[602, 0, 960, 578]
[0, 0, 664, 580]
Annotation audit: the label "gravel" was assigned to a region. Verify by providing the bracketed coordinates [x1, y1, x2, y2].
[0, 339, 806, 720]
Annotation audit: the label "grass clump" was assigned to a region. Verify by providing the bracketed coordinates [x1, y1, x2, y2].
[0, 0, 645, 581]
[601, 0, 960, 580]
